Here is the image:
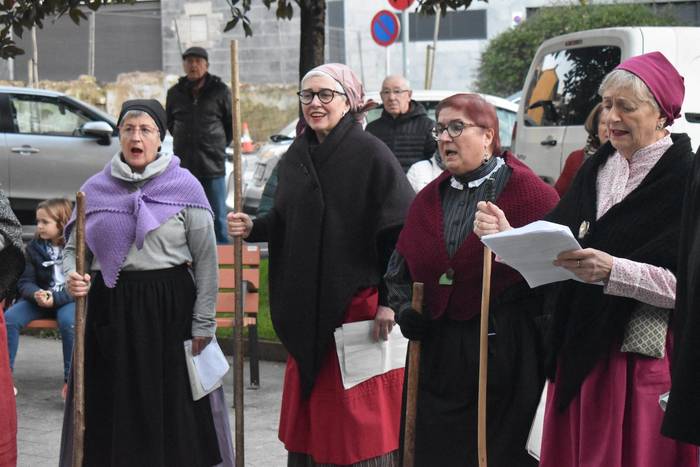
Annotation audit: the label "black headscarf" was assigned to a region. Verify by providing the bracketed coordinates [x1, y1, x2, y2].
[118, 99, 167, 142]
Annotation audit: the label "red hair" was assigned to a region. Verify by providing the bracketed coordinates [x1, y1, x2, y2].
[435, 93, 501, 155]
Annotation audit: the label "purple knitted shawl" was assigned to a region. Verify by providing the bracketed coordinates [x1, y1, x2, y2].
[66, 156, 212, 287]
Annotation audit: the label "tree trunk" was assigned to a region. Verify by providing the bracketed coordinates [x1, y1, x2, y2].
[298, 0, 326, 81]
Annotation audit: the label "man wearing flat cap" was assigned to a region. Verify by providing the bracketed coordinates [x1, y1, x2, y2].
[166, 46, 233, 243]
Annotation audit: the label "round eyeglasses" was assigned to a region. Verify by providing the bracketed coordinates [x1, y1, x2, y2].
[297, 89, 346, 105]
[431, 121, 483, 141]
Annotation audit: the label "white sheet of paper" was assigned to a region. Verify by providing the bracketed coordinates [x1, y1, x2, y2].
[526, 384, 548, 460]
[481, 220, 598, 288]
[192, 338, 230, 391]
[334, 320, 408, 390]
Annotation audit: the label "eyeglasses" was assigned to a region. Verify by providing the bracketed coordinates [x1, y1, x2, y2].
[120, 125, 159, 138]
[297, 89, 346, 105]
[431, 121, 483, 141]
[380, 89, 409, 97]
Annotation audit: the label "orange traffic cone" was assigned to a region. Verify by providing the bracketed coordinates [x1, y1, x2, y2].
[241, 122, 255, 153]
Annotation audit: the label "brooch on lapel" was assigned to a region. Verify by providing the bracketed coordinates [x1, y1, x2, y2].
[578, 220, 590, 240]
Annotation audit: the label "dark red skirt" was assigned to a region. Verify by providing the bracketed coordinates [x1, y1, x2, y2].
[278, 288, 404, 465]
[0, 304, 17, 467]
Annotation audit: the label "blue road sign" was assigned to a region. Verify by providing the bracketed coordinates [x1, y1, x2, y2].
[371, 10, 400, 47]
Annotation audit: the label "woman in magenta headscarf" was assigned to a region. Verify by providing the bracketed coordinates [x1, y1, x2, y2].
[228, 64, 414, 466]
[475, 51, 698, 466]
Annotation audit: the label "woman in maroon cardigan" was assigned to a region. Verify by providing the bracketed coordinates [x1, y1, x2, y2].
[386, 93, 559, 466]
[553, 102, 608, 196]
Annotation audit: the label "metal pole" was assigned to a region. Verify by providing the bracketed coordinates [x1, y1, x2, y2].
[385, 46, 390, 77]
[356, 31, 365, 84]
[31, 27, 38, 85]
[88, 12, 95, 77]
[72, 192, 87, 467]
[427, 7, 441, 90]
[229, 40, 245, 467]
[402, 9, 409, 79]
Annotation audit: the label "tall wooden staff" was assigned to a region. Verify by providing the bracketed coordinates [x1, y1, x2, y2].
[402, 282, 424, 467]
[477, 180, 496, 467]
[72, 191, 86, 467]
[229, 39, 245, 467]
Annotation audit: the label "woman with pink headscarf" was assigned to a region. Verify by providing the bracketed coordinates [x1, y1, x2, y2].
[228, 64, 414, 466]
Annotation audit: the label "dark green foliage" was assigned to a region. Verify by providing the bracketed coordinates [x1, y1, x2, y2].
[476, 3, 679, 96]
[0, 0, 135, 59]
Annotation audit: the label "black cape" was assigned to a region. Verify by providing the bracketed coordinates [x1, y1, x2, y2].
[544, 134, 693, 410]
[249, 115, 415, 395]
[662, 145, 700, 444]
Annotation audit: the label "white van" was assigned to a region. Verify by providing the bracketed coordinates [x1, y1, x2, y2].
[513, 27, 700, 184]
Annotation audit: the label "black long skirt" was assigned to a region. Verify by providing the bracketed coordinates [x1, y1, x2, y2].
[82, 265, 221, 467]
[403, 306, 543, 467]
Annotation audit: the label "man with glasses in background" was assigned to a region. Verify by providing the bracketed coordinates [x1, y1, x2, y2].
[366, 75, 436, 172]
[166, 46, 232, 243]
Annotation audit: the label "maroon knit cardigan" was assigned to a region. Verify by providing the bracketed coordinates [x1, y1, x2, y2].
[396, 152, 559, 321]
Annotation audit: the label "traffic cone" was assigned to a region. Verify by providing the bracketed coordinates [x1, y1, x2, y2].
[241, 122, 255, 153]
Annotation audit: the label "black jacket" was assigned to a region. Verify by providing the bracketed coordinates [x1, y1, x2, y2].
[17, 239, 73, 307]
[166, 73, 233, 178]
[365, 100, 436, 172]
[248, 115, 415, 395]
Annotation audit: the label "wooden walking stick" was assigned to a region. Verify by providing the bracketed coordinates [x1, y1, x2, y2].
[72, 191, 87, 467]
[477, 179, 496, 467]
[229, 39, 245, 467]
[402, 282, 424, 467]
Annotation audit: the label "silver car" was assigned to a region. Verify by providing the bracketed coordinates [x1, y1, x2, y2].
[0, 86, 243, 224]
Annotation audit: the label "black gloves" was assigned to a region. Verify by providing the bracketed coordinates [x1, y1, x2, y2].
[396, 307, 430, 341]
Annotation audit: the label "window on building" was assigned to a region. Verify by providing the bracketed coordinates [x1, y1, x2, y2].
[523, 45, 621, 127]
[326, 0, 345, 63]
[402, 10, 487, 41]
[189, 15, 208, 43]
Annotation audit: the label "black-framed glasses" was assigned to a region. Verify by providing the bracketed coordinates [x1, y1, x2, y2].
[380, 89, 409, 97]
[297, 89, 346, 105]
[431, 121, 483, 141]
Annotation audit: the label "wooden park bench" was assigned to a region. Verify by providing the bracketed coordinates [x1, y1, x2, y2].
[24, 243, 263, 388]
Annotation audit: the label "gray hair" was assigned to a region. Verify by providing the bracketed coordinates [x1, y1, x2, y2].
[300, 70, 345, 94]
[382, 74, 411, 91]
[598, 69, 661, 115]
[118, 109, 151, 126]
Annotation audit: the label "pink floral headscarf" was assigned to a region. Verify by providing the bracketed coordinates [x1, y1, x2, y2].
[301, 63, 376, 122]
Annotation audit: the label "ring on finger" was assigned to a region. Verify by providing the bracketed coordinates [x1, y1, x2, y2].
[577, 259, 581, 268]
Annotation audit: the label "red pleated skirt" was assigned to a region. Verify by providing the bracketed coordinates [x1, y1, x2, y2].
[0, 304, 17, 467]
[278, 288, 404, 465]
[540, 333, 698, 467]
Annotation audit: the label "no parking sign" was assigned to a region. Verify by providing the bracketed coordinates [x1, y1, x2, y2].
[371, 10, 400, 47]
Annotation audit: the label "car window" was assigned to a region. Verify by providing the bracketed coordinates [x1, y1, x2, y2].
[9, 95, 91, 136]
[523, 45, 621, 127]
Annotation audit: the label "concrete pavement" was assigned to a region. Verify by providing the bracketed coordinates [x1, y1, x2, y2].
[12, 335, 288, 466]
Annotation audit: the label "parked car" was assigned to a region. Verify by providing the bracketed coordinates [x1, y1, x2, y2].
[242, 90, 518, 214]
[0, 86, 239, 225]
[513, 27, 700, 184]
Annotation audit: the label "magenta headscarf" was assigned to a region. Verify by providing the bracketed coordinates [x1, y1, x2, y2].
[301, 63, 376, 122]
[615, 51, 685, 126]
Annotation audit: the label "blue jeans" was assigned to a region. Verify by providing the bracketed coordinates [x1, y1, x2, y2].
[199, 176, 230, 244]
[5, 299, 75, 381]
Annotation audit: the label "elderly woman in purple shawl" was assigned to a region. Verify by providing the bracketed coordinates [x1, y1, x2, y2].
[60, 99, 233, 467]
[229, 64, 414, 466]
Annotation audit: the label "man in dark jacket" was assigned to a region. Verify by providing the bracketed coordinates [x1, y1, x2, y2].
[366, 75, 436, 172]
[166, 46, 233, 243]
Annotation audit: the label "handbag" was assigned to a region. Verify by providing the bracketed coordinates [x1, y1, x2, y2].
[620, 303, 670, 358]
